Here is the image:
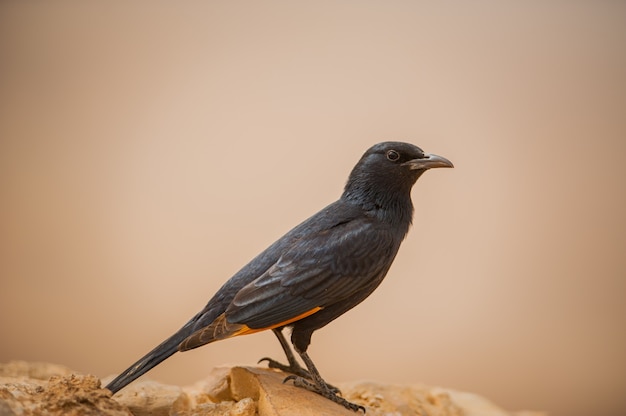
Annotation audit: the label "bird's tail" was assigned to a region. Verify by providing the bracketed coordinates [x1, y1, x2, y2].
[105, 321, 195, 395]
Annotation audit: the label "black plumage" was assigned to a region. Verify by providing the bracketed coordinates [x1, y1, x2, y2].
[105, 141, 453, 411]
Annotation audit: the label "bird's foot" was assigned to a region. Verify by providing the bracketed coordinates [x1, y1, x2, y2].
[258, 357, 311, 379]
[283, 375, 364, 413]
[259, 357, 341, 394]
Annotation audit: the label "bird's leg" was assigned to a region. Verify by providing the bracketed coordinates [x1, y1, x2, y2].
[284, 350, 365, 413]
[258, 328, 311, 379]
[259, 329, 341, 393]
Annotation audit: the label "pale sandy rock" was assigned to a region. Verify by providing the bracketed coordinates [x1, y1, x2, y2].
[109, 380, 183, 416]
[229, 366, 357, 416]
[434, 388, 511, 416]
[171, 396, 256, 416]
[172, 367, 257, 416]
[0, 361, 544, 416]
[181, 366, 233, 403]
[36, 374, 131, 416]
[339, 380, 463, 416]
[0, 362, 131, 416]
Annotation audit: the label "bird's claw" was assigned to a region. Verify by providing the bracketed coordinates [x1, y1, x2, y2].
[282, 374, 336, 391]
[282, 374, 298, 384]
[258, 357, 312, 379]
[257, 357, 274, 366]
[283, 375, 362, 412]
[262, 359, 340, 394]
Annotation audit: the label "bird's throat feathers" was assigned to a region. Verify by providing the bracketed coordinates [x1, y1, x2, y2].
[341, 176, 416, 235]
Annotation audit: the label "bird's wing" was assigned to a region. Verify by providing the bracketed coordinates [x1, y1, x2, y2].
[224, 215, 397, 329]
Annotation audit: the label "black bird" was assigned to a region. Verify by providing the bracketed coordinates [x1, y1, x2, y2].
[105, 142, 452, 412]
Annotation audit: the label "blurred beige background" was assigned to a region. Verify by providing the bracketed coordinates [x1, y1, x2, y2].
[1, 2, 625, 416]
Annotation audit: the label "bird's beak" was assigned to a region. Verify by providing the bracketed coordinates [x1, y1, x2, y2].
[403, 153, 454, 170]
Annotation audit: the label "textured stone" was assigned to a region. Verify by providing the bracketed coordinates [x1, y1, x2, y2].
[340, 380, 463, 416]
[0, 361, 544, 416]
[108, 380, 183, 416]
[0, 363, 131, 416]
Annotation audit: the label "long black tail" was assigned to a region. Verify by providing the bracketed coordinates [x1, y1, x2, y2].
[105, 320, 196, 394]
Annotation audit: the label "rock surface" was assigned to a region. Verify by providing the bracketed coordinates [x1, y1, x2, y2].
[0, 361, 543, 416]
[0, 362, 131, 416]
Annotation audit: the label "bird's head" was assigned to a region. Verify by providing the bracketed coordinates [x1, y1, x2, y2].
[342, 142, 453, 216]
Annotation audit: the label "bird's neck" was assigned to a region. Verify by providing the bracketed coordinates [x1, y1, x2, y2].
[341, 182, 414, 235]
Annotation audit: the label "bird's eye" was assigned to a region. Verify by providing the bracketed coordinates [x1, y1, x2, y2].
[386, 150, 400, 161]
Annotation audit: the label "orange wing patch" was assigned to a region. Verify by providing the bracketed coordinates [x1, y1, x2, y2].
[178, 306, 322, 351]
[231, 306, 323, 336]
